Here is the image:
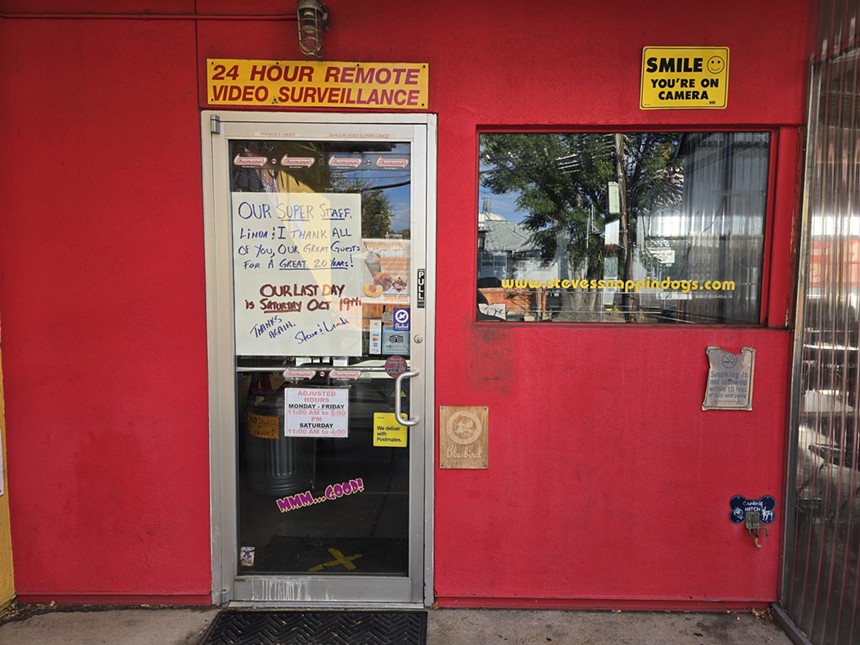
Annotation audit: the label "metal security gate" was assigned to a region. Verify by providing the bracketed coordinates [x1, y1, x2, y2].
[783, 1, 860, 643]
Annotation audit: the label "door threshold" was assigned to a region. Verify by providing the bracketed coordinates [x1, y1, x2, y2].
[226, 601, 427, 610]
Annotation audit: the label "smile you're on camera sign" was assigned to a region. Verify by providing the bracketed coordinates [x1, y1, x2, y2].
[640, 47, 729, 109]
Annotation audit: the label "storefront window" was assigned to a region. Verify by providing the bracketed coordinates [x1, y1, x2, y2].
[477, 132, 770, 324]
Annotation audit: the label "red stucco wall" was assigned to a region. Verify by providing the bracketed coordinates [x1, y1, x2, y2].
[0, 0, 809, 605]
[0, 5, 211, 603]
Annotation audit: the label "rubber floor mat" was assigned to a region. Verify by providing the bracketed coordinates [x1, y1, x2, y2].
[199, 610, 427, 645]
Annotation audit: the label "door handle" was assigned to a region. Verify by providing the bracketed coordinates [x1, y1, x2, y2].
[394, 369, 420, 427]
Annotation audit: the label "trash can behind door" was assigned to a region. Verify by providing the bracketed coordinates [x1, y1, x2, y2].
[244, 382, 316, 496]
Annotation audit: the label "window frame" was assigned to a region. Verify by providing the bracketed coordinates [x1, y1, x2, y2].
[474, 126, 784, 327]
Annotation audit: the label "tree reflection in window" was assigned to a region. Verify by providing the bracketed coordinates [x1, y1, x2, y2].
[478, 132, 769, 324]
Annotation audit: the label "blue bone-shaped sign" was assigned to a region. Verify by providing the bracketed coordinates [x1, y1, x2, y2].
[729, 495, 776, 524]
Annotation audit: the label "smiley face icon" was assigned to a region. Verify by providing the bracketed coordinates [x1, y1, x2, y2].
[707, 56, 725, 74]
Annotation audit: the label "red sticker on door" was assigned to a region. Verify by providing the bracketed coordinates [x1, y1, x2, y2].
[384, 355, 408, 378]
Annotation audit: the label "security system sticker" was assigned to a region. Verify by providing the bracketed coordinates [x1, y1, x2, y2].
[393, 307, 410, 331]
[729, 495, 776, 524]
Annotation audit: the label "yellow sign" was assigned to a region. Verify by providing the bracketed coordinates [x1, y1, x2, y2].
[207, 59, 428, 110]
[373, 412, 408, 448]
[640, 47, 729, 110]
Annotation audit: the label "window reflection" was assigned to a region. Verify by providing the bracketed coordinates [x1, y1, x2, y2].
[477, 132, 770, 324]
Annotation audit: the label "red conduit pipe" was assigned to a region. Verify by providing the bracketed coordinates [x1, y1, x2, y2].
[0, 12, 297, 21]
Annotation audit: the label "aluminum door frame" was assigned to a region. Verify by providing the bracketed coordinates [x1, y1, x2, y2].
[201, 111, 436, 607]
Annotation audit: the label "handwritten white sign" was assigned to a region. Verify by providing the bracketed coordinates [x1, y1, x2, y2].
[232, 192, 363, 356]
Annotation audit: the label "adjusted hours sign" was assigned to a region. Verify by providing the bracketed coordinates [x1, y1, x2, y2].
[286, 388, 349, 438]
[640, 47, 729, 109]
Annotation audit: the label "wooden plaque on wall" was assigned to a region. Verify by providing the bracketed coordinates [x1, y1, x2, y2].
[439, 406, 488, 469]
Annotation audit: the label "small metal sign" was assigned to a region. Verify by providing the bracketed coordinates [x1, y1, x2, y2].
[703, 346, 755, 410]
[439, 406, 488, 469]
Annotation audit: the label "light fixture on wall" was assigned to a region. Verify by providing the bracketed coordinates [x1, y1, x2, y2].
[297, 0, 329, 59]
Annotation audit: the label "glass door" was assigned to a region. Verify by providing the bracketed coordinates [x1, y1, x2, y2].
[203, 113, 434, 605]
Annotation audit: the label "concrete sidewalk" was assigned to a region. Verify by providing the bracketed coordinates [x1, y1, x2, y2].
[0, 605, 795, 644]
